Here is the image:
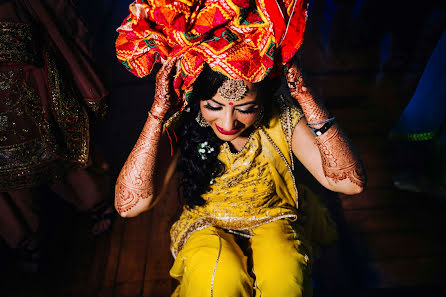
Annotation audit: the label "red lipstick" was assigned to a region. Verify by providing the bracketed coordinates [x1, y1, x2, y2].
[215, 124, 240, 135]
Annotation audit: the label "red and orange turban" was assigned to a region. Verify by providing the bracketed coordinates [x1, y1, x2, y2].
[116, 0, 308, 109]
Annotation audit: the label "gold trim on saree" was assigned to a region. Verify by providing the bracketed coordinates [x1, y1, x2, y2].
[0, 67, 61, 190]
[45, 47, 89, 164]
[0, 45, 90, 190]
[277, 94, 305, 170]
[171, 213, 297, 258]
[210, 235, 222, 297]
[0, 22, 41, 66]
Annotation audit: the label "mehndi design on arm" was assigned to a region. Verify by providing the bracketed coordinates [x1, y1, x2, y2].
[286, 66, 330, 123]
[286, 65, 366, 187]
[115, 58, 178, 214]
[115, 121, 163, 213]
[315, 125, 366, 187]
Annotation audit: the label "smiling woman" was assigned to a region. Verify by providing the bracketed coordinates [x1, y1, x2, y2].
[176, 65, 279, 209]
[114, 1, 365, 296]
[203, 88, 260, 141]
[200, 83, 260, 141]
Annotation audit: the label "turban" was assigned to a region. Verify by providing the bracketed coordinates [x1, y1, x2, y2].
[116, 0, 308, 109]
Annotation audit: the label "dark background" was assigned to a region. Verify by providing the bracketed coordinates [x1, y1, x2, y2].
[1, 0, 446, 296]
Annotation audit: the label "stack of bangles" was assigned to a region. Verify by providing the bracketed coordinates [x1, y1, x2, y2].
[307, 117, 335, 136]
[148, 110, 165, 124]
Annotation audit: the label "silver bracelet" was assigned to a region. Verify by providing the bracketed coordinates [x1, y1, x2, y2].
[307, 117, 336, 126]
[308, 120, 335, 136]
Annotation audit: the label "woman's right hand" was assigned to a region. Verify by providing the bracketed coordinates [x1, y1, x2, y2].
[150, 57, 180, 119]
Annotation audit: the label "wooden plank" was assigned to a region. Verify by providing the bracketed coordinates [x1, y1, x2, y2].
[300, 34, 379, 72]
[350, 138, 390, 155]
[303, 72, 376, 98]
[143, 174, 182, 297]
[349, 231, 444, 260]
[339, 188, 426, 210]
[340, 189, 395, 210]
[361, 169, 394, 188]
[354, 150, 390, 167]
[122, 211, 152, 242]
[3, 282, 46, 297]
[343, 209, 444, 234]
[58, 282, 92, 297]
[86, 233, 113, 297]
[366, 257, 446, 289]
[69, 216, 107, 297]
[115, 213, 151, 284]
[330, 108, 377, 124]
[114, 281, 144, 297]
[113, 239, 147, 295]
[144, 218, 173, 281]
[143, 279, 177, 297]
[99, 215, 125, 296]
[97, 283, 114, 297]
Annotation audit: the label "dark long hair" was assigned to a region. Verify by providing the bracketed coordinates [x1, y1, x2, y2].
[176, 65, 280, 208]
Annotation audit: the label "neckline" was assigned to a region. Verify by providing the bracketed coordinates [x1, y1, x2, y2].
[223, 128, 258, 155]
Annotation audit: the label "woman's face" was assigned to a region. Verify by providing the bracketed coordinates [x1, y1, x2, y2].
[200, 81, 261, 142]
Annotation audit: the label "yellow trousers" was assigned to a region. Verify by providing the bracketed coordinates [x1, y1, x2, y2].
[170, 219, 312, 297]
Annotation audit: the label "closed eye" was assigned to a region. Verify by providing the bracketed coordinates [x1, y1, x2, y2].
[237, 107, 258, 114]
[204, 104, 222, 111]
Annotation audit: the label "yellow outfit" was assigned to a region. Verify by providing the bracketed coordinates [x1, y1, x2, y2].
[170, 95, 336, 296]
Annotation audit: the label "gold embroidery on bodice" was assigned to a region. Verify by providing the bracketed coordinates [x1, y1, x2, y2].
[170, 129, 297, 257]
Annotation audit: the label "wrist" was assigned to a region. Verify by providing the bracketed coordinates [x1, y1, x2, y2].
[149, 105, 168, 121]
[307, 117, 336, 137]
[148, 110, 165, 125]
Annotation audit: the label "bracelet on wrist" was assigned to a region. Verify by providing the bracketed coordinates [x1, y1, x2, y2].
[148, 110, 164, 124]
[307, 117, 335, 126]
[308, 120, 334, 137]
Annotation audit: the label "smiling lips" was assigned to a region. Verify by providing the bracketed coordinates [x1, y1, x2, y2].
[215, 124, 240, 135]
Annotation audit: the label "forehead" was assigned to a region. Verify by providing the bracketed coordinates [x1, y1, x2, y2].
[210, 81, 259, 105]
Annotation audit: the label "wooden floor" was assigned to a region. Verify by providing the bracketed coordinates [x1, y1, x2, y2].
[1, 3, 446, 296]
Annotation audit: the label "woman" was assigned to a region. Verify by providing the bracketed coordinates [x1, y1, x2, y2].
[115, 60, 365, 296]
[0, 0, 112, 272]
[115, 1, 365, 296]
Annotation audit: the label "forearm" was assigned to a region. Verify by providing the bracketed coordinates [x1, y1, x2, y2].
[315, 123, 366, 191]
[115, 114, 163, 217]
[115, 57, 178, 216]
[287, 67, 366, 191]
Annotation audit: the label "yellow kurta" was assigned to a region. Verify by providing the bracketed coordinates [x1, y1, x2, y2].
[169, 95, 339, 297]
[170, 95, 306, 257]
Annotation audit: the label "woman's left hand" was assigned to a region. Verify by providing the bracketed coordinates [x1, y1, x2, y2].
[285, 64, 305, 100]
[286, 65, 366, 194]
[285, 63, 330, 124]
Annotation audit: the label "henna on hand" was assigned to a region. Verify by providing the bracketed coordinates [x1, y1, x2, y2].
[151, 57, 179, 118]
[286, 64, 330, 124]
[316, 124, 367, 188]
[286, 64, 366, 189]
[115, 57, 178, 215]
[115, 121, 163, 214]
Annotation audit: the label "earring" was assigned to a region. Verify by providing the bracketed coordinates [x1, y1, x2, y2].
[195, 110, 210, 127]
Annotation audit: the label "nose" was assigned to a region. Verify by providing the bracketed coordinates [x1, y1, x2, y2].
[220, 109, 237, 131]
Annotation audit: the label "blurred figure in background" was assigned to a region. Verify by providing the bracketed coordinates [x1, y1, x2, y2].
[0, 0, 112, 272]
[389, 29, 446, 199]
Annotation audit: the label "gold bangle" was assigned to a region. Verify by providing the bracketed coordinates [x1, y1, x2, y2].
[148, 110, 164, 124]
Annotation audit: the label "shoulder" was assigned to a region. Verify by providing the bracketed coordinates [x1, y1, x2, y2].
[271, 94, 305, 143]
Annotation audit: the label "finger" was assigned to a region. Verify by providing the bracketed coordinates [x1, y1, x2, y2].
[286, 67, 301, 85]
[286, 64, 298, 77]
[162, 56, 179, 76]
